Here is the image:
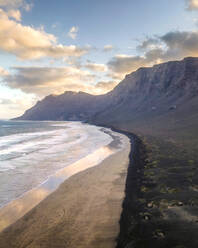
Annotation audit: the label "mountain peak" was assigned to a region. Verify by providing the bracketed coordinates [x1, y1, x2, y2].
[15, 57, 198, 122]
[62, 91, 92, 96]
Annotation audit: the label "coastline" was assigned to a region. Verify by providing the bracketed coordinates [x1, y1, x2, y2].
[115, 132, 147, 248]
[0, 127, 130, 248]
[95, 125, 148, 248]
[110, 127, 198, 248]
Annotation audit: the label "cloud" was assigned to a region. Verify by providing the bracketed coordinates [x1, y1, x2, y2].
[0, 9, 88, 59]
[23, 3, 33, 12]
[160, 31, 198, 58]
[0, 0, 23, 8]
[95, 80, 118, 94]
[68, 26, 79, 40]
[7, 9, 21, 21]
[103, 44, 113, 52]
[106, 71, 124, 80]
[3, 66, 98, 96]
[84, 62, 107, 72]
[0, 86, 37, 119]
[0, 67, 9, 76]
[0, 98, 15, 105]
[0, 0, 32, 11]
[108, 54, 147, 75]
[186, 0, 198, 10]
[137, 38, 160, 51]
[107, 30, 198, 78]
[63, 57, 83, 69]
[0, 97, 36, 119]
[2, 65, 120, 97]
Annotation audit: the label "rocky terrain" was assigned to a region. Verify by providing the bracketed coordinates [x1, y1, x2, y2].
[16, 57, 198, 139]
[15, 91, 105, 121]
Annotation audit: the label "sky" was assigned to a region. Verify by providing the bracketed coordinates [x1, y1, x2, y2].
[1, 0, 198, 118]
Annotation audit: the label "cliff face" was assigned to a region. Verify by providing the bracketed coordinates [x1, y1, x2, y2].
[15, 57, 198, 135]
[107, 57, 198, 111]
[93, 57, 198, 133]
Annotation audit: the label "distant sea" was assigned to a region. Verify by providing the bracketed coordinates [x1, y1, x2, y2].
[0, 120, 113, 208]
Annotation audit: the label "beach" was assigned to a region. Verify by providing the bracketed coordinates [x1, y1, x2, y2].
[0, 129, 130, 248]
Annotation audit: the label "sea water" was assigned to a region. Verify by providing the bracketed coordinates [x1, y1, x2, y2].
[0, 120, 113, 208]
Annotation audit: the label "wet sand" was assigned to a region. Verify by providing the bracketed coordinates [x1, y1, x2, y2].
[0, 134, 130, 248]
[0, 144, 116, 232]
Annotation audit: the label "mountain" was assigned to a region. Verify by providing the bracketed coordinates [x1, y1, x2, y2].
[15, 57, 198, 138]
[16, 91, 107, 121]
[93, 57, 198, 135]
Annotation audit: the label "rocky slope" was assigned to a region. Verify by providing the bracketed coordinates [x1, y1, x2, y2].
[95, 57, 197, 116]
[16, 57, 198, 136]
[16, 91, 107, 121]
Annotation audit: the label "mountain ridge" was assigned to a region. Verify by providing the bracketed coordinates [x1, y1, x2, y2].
[15, 57, 198, 137]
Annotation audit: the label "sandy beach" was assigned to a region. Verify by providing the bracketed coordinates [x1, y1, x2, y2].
[0, 132, 130, 248]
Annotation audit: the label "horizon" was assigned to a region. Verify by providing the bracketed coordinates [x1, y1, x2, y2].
[1, 0, 198, 118]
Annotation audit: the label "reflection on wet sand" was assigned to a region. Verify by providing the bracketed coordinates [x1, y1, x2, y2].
[0, 145, 116, 232]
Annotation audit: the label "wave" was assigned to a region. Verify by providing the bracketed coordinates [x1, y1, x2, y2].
[0, 122, 113, 208]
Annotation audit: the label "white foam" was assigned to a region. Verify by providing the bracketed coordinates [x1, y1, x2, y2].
[0, 122, 115, 207]
[0, 129, 69, 156]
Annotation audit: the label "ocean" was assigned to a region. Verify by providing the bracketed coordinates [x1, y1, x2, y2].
[0, 120, 115, 209]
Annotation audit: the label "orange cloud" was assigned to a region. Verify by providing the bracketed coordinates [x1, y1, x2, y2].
[7, 9, 21, 21]
[186, 0, 198, 10]
[2, 65, 118, 97]
[84, 63, 107, 72]
[4, 66, 96, 96]
[0, 9, 89, 59]
[0, 66, 9, 76]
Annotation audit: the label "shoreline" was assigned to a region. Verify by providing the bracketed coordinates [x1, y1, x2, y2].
[114, 131, 147, 248]
[0, 120, 115, 210]
[0, 126, 125, 233]
[89, 123, 148, 248]
[0, 126, 131, 248]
